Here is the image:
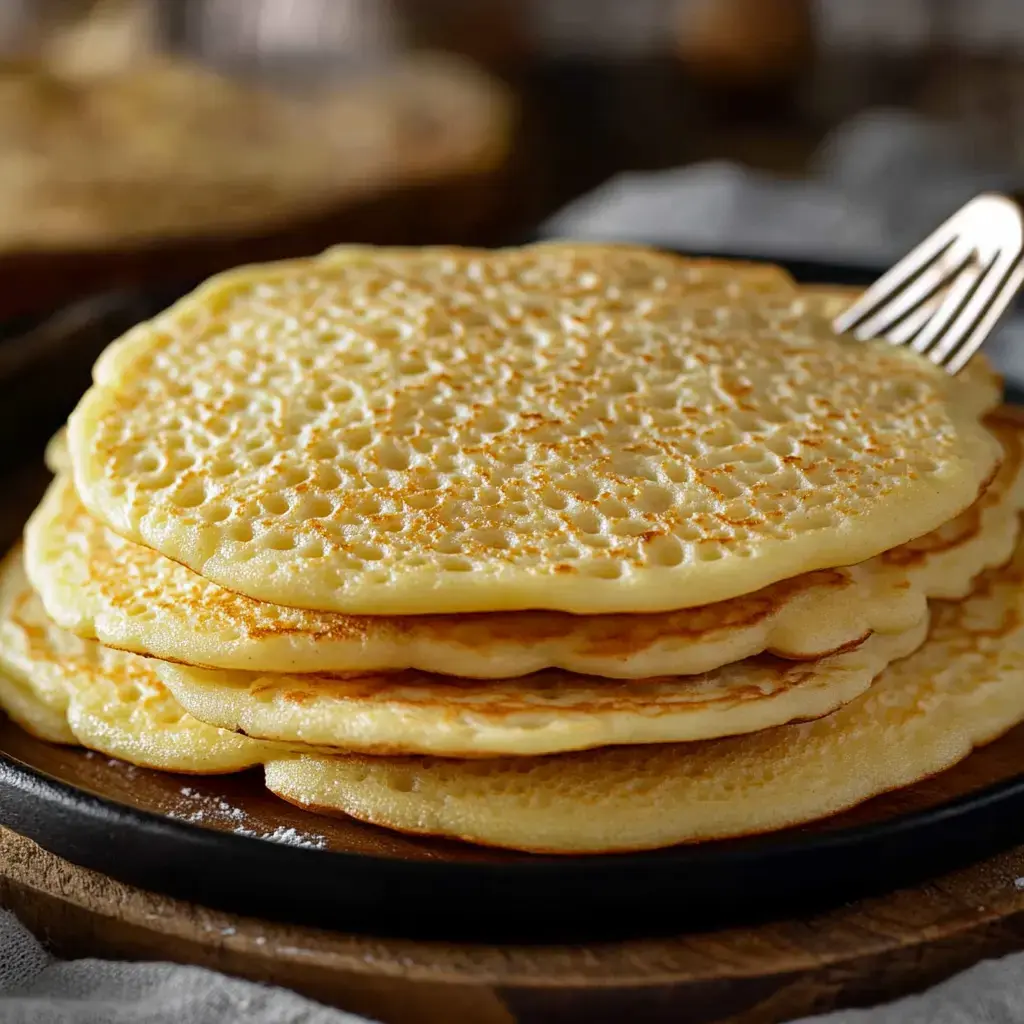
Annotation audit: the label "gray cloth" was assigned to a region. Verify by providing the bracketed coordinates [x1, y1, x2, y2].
[0, 911, 372, 1024]
[543, 108, 1015, 265]
[795, 955, 1024, 1023]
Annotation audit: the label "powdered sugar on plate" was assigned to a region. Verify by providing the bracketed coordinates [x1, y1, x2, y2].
[168, 786, 328, 850]
[232, 826, 328, 850]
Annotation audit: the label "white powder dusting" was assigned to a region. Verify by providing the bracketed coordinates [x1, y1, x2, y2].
[233, 825, 328, 850]
[167, 787, 327, 849]
[107, 757, 137, 776]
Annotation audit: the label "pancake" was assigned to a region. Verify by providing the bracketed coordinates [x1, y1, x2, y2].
[0, 551, 276, 773]
[67, 244, 1002, 616]
[25, 416, 1024, 677]
[156, 616, 927, 757]
[264, 532, 1024, 853]
[44, 428, 68, 475]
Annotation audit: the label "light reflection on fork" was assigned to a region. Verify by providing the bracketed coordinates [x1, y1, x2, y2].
[833, 193, 1024, 375]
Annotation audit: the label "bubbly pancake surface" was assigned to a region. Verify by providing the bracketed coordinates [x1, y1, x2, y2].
[27, 415, 1020, 677]
[266, 531, 1024, 853]
[68, 244, 1001, 615]
[0, 551, 276, 772]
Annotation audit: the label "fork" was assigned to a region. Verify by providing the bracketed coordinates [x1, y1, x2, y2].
[832, 193, 1024, 375]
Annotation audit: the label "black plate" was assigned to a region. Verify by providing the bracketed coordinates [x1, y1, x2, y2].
[0, 252, 1021, 943]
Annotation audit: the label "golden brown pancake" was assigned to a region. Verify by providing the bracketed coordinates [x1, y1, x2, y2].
[157, 615, 925, 758]
[68, 245, 1001, 616]
[0, 551, 277, 772]
[265, 531, 1024, 852]
[25, 415, 1024, 677]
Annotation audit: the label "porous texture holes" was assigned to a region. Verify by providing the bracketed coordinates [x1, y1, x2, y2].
[343, 426, 373, 451]
[277, 465, 309, 488]
[170, 480, 205, 509]
[611, 519, 650, 538]
[309, 441, 337, 460]
[201, 503, 231, 524]
[352, 496, 378, 517]
[316, 467, 342, 491]
[227, 523, 254, 544]
[570, 509, 602, 535]
[374, 441, 411, 471]
[352, 542, 385, 562]
[564, 477, 599, 502]
[470, 528, 510, 550]
[76, 245, 999, 613]
[262, 531, 296, 552]
[405, 492, 438, 510]
[645, 534, 684, 567]
[328, 384, 355, 405]
[260, 493, 290, 516]
[708, 476, 745, 500]
[636, 485, 674, 515]
[297, 540, 326, 559]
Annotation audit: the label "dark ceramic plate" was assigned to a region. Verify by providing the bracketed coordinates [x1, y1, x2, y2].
[0, 254, 1021, 943]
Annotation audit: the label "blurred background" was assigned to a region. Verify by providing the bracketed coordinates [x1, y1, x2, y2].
[2, 0, 1024, 297]
[4, 0, 1024, 444]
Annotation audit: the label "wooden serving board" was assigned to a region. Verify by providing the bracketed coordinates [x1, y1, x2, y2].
[6, 820, 1024, 1024]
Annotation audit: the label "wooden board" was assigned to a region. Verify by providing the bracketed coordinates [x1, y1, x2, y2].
[6, 821, 1024, 1024]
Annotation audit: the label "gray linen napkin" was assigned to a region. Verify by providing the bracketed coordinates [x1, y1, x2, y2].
[0, 911, 372, 1024]
[794, 954, 1024, 1023]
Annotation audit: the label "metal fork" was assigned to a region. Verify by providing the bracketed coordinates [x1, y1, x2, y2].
[832, 193, 1024, 375]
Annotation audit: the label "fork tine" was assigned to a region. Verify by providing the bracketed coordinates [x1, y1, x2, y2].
[926, 250, 1016, 363]
[882, 291, 945, 346]
[904, 253, 992, 355]
[832, 229, 958, 335]
[851, 244, 972, 343]
[941, 259, 1024, 374]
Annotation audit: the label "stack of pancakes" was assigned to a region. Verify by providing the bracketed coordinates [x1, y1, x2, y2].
[4, 242, 1024, 854]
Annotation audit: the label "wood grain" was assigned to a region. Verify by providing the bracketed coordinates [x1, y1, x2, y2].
[6, 820, 1024, 1024]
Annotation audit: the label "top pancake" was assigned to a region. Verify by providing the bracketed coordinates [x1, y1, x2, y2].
[67, 243, 1002, 615]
